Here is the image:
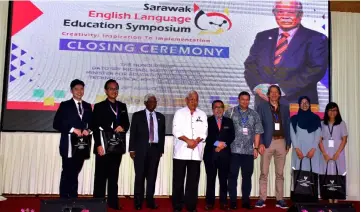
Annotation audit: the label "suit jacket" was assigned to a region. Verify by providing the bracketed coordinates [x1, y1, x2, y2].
[53, 99, 92, 158]
[92, 99, 130, 154]
[129, 110, 166, 158]
[256, 102, 291, 149]
[203, 116, 235, 161]
[244, 25, 328, 105]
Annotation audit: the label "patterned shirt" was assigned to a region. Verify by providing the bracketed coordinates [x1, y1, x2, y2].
[224, 106, 264, 155]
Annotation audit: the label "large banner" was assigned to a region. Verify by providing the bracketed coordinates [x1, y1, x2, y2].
[3, 0, 329, 132]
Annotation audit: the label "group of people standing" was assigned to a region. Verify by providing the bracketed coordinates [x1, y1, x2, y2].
[54, 79, 348, 212]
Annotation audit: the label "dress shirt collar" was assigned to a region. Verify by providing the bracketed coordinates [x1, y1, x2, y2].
[214, 115, 223, 121]
[185, 106, 199, 115]
[145, 109, 156, 116]
[237, 105, 249, 113]
[73, 98, 82, 105]
[278, 26, 299, 38]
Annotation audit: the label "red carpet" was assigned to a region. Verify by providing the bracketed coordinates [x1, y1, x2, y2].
[0, 196, 359, 212]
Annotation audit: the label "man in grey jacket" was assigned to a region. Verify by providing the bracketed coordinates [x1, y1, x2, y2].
[255, 85, 291, 209]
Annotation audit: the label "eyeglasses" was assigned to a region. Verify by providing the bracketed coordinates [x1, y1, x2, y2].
[213, 106, 224, 109]
[107, 88, 119, 91]
[300, 102, 310, 105]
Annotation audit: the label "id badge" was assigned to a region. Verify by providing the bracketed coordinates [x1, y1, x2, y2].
[275, 123, 280, 131]
[328, 139, 334, 148]
[242, 128, 248, 135]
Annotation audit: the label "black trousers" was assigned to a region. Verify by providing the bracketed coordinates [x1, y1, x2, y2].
[60, 155, 85, 198]
[204, 152, 230, 205]
[228, 154, 254, 204]
[133, 144, 161, 205]
[172, 159, 201, 211]
[93, 153, 122, 208]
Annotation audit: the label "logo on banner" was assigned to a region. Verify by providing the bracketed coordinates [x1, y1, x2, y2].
[193, 3, 232, 35]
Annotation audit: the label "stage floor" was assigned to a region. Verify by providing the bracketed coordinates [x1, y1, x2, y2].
[0, 196, 359, 212]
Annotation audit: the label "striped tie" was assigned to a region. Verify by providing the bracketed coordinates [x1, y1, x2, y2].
[274, 32, 290, 66]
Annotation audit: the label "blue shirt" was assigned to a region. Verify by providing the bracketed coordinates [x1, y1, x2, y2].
[146, 109, 158, 143]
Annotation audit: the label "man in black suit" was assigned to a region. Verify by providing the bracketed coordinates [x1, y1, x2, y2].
[129, 94, 166, 210]
[53, 79, 92, 199]
[203, 100, 235, 211]
[92, 79, 130, 210]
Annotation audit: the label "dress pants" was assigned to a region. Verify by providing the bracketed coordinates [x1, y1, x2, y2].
[228, 154, 254, 205]
[93, 153, 122, 208]
[172, 159, 201, 211]
[259, 139, 287, 201]
[60, 155, 85, 198]
[134, 144, 161, 206]
[204, 151, 230, 205]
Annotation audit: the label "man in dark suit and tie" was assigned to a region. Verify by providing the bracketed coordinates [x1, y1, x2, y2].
[203, 100, 235, 211]
[244, 0, 328, 110]
[92, 79, 130, 210]
[129, 94, 166, 210]
[53, 79, 92, 199]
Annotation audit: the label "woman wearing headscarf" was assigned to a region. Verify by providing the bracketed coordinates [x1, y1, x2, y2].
[290, 96, 321, 175]
[319, 102, 348, 203]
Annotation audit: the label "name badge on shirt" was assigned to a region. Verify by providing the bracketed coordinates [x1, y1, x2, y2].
[242, 128, 248, 135]
[275, 123, 280, 131]
[328, 139, 334, 148]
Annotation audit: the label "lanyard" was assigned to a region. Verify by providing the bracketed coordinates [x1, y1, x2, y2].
[273, 113, 279, 122]
[328, 124, 334, 138]
[109, 103, 118, 119]
[238, 107, 248, 125]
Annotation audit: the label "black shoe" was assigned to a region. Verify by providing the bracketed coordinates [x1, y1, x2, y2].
[205, 204, 214, 210]
[147, 203, 159, 209]
[242, 203, 254, 210]
[134, 204, 142, 210]
[230, 202, 237, 210]
[220, 204, 230, 211]
[109, 205, 122, 211]
[173, 210, 182, 212]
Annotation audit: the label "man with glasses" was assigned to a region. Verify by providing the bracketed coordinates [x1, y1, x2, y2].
[225, 91, 263, 210]
[203, 100, 235, 211]
[92, 79, 130, 210]
[244, 0, 328, 110]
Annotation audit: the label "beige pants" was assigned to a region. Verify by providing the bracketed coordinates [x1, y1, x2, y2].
[259, 139, 286, 201]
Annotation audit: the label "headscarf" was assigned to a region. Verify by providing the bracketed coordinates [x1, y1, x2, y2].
[291, 96, 321, 133]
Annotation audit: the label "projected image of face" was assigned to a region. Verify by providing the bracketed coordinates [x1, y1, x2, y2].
[71, 84, 84, 101]
[186, 92, 199, 112]
[273, 0, 303, 31]
[105, 82, 119, 100]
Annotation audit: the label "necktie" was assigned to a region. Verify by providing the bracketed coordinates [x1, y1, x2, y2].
[217, 118, 221, 130]
[77, 102, 82, 115]
[274, 32, 290, 66]
[149, 112, 154, 142]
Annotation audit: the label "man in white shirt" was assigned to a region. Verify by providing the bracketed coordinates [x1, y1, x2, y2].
[172, 90, 208, 212]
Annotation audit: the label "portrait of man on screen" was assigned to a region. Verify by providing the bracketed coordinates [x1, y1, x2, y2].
[244, 0, 329, 110]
